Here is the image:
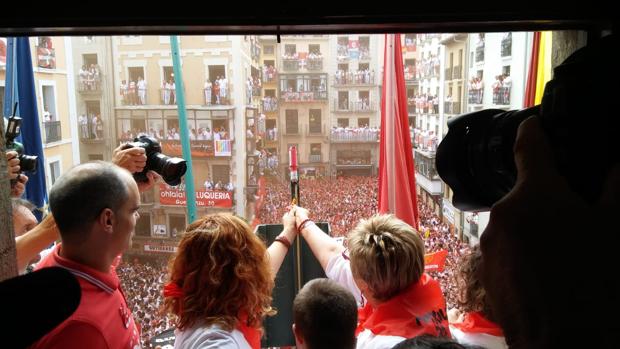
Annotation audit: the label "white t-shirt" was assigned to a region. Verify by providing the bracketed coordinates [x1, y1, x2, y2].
[450, 326, 508, 349]
[174, 324, 251, 349]
[325, 253, 405, 349]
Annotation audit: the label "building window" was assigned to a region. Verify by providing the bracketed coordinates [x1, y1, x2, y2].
[309, 109, 321, 134]
[168, 214, 186, 238]
[135, 213, 151, 237]
[286, 109, 299, 134]
[264, 45, 274, 55]
[337, 118, 349, 127]
[88, 154, 104, 161]
[211, 165, 230, 186]
[285, 44, 296, 55]
[49, 159, 61, 185]
[309, 44, 321, 54]
[358, 118, 369, 127]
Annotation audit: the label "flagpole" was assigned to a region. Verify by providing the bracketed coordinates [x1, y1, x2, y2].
[170, 36, 197, 223]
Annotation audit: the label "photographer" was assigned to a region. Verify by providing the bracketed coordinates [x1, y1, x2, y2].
[479, 116, 620, 349]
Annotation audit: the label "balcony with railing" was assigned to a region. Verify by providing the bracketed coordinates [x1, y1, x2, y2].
[444, 101, 462, 114]
[79, 117, 103, 141]
[43, 121, 62, 143]
[332, 99, 377, 113]
[492, 86, 511, 105]
[468, 89, 483, 104]
[334, 71, 376, 86]
[309, 154, 322, 163]
[452, 65, 462, 79]
[262, 97, 278, 112]
[203, 83, 231, 106]
[306, 58, 323, 71]
[283, 59, 300, 71]
[281, 89, 327, 102]
[330, 128, 379, 143]
[121, 88, 148, 105]
[78, 73, 103, 94]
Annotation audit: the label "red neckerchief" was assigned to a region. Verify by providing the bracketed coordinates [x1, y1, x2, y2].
[356, 273, 450, 338]
[451, 311, 504, 337]
[237, 313, 261, 349]
[163, 283, 261, 349]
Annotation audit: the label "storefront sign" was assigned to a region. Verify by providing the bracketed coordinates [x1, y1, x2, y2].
[159, 184, 233, 208]
[442, 198, 456, 224]
[144, 244, 178, 253]
[161, 140, 232, 158]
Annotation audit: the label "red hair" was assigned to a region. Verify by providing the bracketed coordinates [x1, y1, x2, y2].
[164, 213, 275, 331]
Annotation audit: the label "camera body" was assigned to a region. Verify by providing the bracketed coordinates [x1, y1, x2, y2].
[5, 116, 38, 174]
[123, 135, 187, 186]
[437, 35, 619, 211]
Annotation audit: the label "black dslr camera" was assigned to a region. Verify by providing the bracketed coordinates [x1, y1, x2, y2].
[6, 115, 38, 175]
[437, 35, 619, 211]
[122, 135, 187, 186]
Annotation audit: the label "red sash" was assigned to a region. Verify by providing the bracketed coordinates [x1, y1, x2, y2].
[451, 312, 504, 337]
[357, 273, 450, 339]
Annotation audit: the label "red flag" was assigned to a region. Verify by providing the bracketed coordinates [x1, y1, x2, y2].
[379, 34, 419, 229]
[524, 32, 541, 107]
[424, 249, 449, 272]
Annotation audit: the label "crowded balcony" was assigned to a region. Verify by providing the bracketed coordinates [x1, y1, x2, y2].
[78, 67, 103, 94]
[330, 127, 379, 143]
[492, 86, 511, 105]
[203, 80, 231, 106]
[332, 99, 377, 113]
[280, 74, 328, 102]
[120, 87, 148, 106]
[334, 70, 376, 86]
[263, 66, 278, 83]
[78, 115, 104, 141]
[262, 97, 278, 112]
[414, 149, 442, 195]
[468, 89, 484, 104]
[43, 120, 62, 143]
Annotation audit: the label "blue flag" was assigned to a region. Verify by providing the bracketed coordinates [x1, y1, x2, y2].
[4, 37, 48, 220]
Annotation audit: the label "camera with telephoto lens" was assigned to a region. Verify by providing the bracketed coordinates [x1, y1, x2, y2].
[5, 115, 38, 175]
[122, 135, 187, 186]
[436, 34, 619, 212]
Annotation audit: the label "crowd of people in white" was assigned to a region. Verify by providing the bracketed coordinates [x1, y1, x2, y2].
[407, 94, 440, 114]
[331, 125, 379, 142]
[334, 69, 376, 85]
[78, 64, 102, 91]
[118, 126, 231, 142]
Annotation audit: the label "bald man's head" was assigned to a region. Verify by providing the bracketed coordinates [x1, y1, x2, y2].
[49, 161, 135, 243]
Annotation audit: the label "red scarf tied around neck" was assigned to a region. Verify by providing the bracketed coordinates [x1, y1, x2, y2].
[163, 282, 261, 349]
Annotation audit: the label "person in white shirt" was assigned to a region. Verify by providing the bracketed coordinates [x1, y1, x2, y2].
[137, 77, 147, 105]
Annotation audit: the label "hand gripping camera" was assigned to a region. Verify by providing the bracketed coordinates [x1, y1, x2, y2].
[122, 135, 187, 186]
[5, 115, 38, 175]
[436, 35, 619, 211]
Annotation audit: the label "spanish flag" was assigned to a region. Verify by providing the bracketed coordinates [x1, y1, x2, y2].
[524, 31, 553, 107]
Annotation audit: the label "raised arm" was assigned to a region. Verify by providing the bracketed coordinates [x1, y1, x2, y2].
[15, 215, 59, 272]
[266, 207, 298, 277]
[294, 206, 345, 270]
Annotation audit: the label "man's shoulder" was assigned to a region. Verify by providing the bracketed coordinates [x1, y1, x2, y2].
[32, 319, 109, 349]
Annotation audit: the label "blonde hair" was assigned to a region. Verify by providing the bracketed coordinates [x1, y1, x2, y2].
[164, 213, 275, 331]
[347, 214, 425, 301]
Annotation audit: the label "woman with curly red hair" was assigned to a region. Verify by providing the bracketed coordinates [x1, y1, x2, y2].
[163, 212, 296, 349]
